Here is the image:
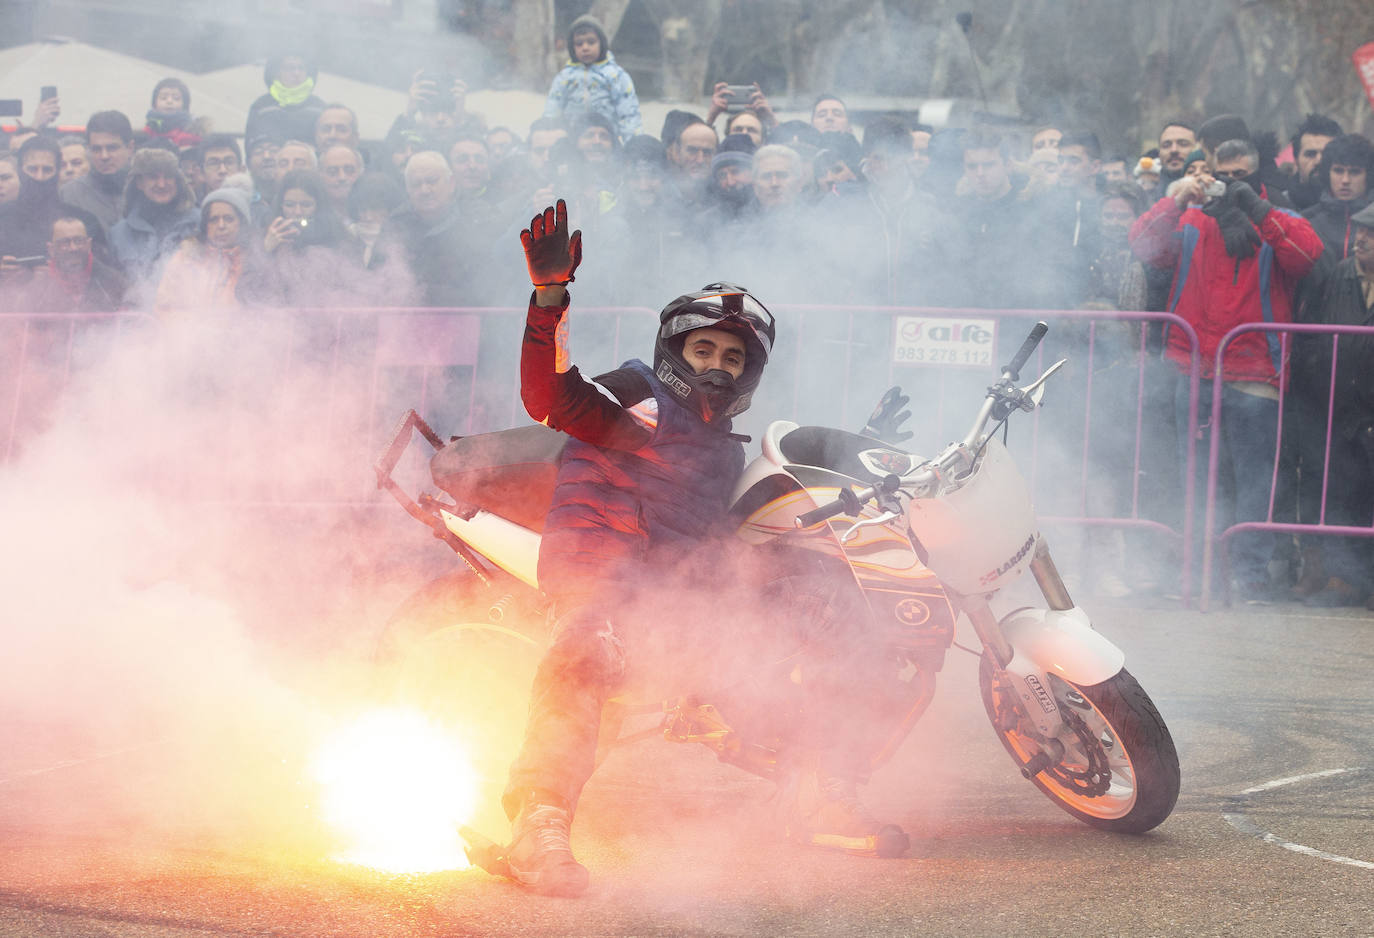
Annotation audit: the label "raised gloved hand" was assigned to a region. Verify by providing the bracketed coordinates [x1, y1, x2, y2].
[1226, 179, 1271, 224]
[521, 198, 583, 287]
[862, 386, 912, 444]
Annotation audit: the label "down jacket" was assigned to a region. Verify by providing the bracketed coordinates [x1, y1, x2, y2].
[1129, 190, 1324, 385]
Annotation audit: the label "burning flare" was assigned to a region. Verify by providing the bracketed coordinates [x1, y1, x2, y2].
[312, 708, 479, 873]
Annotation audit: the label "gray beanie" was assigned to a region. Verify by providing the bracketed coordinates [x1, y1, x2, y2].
[201, 186, 251, 223]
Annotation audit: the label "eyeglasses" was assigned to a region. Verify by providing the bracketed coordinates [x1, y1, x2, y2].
[53, 236, 90, 250]
[204, 157, 240, 170]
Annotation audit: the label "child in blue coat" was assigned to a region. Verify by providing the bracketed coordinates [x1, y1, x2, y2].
[543, 14, 642, 143]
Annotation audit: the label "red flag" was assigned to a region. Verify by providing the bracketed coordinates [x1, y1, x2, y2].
[1355, 41, 1374, 111]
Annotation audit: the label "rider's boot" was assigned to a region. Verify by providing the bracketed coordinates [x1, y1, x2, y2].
[504, 789, 590, 897]
[782, 771, 909, 858]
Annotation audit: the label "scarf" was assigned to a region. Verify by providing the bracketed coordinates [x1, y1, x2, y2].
[49, 253, 94, 298]
[269, 78, 316, 107]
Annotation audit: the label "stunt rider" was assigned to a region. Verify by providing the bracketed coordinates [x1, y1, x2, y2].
[495, 199, 907, 897]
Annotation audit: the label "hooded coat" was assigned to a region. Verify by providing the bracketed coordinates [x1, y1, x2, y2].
[1129, 186, 1324, 385]
[543, 14, 642, 142]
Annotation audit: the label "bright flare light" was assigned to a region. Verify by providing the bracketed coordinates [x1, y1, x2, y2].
[312, 708, 479, 873]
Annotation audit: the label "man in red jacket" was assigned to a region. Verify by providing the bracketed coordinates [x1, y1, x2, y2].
[1129, 137, 1324, 597]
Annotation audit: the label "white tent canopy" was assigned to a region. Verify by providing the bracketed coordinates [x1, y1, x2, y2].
[1, 36, 817, 145]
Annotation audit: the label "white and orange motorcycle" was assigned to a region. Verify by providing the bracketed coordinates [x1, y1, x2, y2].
[375, 321, 1180, 844]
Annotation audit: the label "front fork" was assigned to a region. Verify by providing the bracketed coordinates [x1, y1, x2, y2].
[962, 538, 1076, 742]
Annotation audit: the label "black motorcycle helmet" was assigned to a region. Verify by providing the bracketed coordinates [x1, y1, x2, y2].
[654, 282, 776, 423]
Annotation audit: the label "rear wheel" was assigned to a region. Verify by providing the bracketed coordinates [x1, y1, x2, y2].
[375, 572, 546, 806]
[979, 655, 1180, 833]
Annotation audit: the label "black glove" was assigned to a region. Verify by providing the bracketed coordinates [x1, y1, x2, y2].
[861, 386, 912, 444]
[1227, 179, 1271, 224]
[521, 198, 583, 287]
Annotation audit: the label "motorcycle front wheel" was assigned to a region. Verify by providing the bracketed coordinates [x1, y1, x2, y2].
[979, 655, 1180, 833]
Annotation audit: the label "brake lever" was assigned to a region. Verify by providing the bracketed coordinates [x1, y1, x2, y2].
[839, 510, 900, 544]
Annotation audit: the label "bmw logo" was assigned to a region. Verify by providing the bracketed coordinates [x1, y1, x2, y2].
[895, 598, 930, 626]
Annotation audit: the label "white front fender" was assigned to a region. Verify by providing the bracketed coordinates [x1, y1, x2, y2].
[1000, 606, 1126, 687]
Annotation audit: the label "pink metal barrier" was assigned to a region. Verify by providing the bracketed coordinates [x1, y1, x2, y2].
[1200, 321, 1374, 609]
[2, 305, 1206, 602]
[1, 311, 155, 464]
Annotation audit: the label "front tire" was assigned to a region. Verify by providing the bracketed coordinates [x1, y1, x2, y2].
[979, 655, 1180, 833]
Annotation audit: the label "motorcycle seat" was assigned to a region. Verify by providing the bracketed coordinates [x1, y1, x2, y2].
[430, 424, 567, 532]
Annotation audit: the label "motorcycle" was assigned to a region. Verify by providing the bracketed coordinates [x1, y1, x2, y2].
[374, 321, 1180, 859]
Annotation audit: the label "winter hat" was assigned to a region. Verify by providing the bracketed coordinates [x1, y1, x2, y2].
[712, 133, 756, 174]
[621, 134, 667, 171]
[201, 186, 251, 224]
[573, 111, 619, 149]
[128, 145, 181, 180]
[1183, 148, 1207, 173]
[1198, 114, 1250, 151]
[1351, 201, 1374, 230]
[262, 51, 319, 90]
[124, 145, 193, 212]
[151, 77, 191, 112]
[567, 14, 610, 59]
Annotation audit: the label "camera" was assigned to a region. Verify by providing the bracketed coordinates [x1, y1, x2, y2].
[1203, 179, 1227, 200]
[418, 71, 456, 113]
[723, 84, 757, 113]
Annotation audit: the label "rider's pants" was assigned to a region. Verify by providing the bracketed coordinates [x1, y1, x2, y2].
[503, 550, 901, 820]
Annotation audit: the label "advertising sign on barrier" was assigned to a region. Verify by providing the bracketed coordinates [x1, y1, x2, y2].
[891, 316, 997, 367]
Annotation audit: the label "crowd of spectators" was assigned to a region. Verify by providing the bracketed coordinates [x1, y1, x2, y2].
[1, 17, 1372, 608]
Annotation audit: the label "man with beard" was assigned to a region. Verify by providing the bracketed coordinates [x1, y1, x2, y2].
[1151, 120, 1197, 199]
[59, 111, 134, 237]
[1283, 113, 1343, 211]
[1130, 137, 1323, 598]
[703, 133, 756, 222]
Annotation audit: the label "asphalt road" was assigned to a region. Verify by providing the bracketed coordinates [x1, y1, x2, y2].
[2, 599, 1371, 938]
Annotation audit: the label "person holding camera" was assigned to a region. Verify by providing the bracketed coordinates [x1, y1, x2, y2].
[542, 14, 642, 144]
[1129, 136, 1323, 599]
[705, 81, 778, 139]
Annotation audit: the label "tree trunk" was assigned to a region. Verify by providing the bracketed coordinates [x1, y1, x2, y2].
[588, 0, 633, 40]
[511, 0, 557, 89]
[642, 0, 723, 100]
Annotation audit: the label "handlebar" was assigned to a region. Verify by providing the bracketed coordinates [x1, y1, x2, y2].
[1002, 320, 1048, 382]
[795, 474, 900, 529]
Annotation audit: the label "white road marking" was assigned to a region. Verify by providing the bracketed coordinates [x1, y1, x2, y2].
[1240, 766, 1365, 796]
[0, 740, 168, 786]
[1224, 766, 1372, 871]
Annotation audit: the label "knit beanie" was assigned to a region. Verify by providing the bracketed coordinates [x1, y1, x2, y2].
[202, 186, 251, 223]
[712, 133, 756, 174]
